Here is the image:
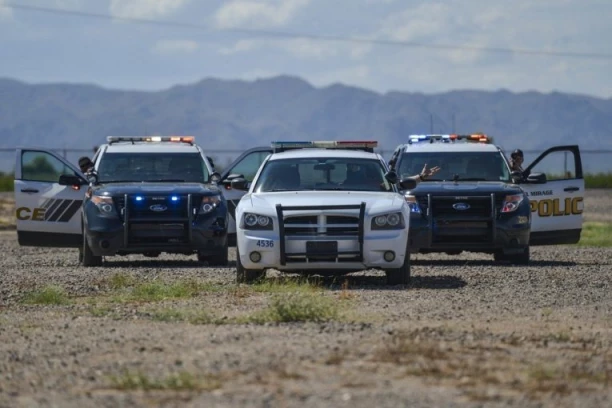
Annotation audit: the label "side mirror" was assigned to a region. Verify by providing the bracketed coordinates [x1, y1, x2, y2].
[206, 156, 216, 170]
[224, 173, 244, 182]
[230, 178, 250, 191]
[59, 174, 87, 188]
[210, 172, 221, 183]
[384, 170, 398, 185]
[399, 178, 417, 190]
[525, 172, 547, 184]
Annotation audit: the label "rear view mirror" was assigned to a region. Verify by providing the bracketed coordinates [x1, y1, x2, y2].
[399, 178, 417, 190]
[525, 172, 547, 184]
[314, 163, 335, 171]
[231, 178, 250, 191]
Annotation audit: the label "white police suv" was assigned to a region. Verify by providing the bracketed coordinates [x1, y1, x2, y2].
[230, 141, 417, 284]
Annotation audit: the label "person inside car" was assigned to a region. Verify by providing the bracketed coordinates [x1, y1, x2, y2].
[411, 163, 441, 184]
[78, 156, 94, 174]
[510, 149, 524, 173]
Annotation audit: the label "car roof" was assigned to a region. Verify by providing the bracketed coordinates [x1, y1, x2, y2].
[268, 148, 382, 160]
[103, 142, 201, 154]
[400, 143, 501, 153]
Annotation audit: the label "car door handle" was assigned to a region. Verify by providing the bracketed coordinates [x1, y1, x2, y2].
[564, 187, 580, 192]
[20, 188, 39, 193]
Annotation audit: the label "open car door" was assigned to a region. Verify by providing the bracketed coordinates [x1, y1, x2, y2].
[521, 145, 584, 245]
[220, 147, 272, 242]
[14, 148, 88, 247]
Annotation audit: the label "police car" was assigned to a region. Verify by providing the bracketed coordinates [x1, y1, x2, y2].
[230, 141, 417, 284]
[388, 134, 584, 263]
[14, 136, 229, 266]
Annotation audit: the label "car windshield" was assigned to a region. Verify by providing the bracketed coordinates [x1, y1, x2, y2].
[253, 157, 393, 193]
[397, 151, 511, 182]
[96, 153, 210, 183]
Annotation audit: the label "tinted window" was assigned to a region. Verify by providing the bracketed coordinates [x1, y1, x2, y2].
[253, 158, 392, 193]
[398, 151, 511, 182]
[227, 151, 270, 182]
[97, 153, 209, 183]
[21, 151, 74, 182]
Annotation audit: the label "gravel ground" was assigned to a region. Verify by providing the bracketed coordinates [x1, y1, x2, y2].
[0, 190, 611, 407]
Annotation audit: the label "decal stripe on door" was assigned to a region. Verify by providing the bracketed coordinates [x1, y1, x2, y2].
[57, 200, 82, 222]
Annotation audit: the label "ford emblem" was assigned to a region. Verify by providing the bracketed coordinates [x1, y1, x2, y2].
[452, 202, 470, 211]
[150, 204, 168, 212]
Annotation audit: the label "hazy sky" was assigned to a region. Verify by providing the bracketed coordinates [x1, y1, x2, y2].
[1, 0, 610, 97]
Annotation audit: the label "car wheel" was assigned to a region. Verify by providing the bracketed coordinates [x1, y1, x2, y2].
[493, 250, 507, 262]
[236, 248, 265, 284]
[199, 245, 229, 267]
[507, 246, 530, 265]
[385, 252, 411, 285]
[82, 234, 102, 267]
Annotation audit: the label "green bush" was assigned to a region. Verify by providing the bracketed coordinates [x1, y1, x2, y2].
[0, 172, 13, 192]
[584, 172, 612, 189]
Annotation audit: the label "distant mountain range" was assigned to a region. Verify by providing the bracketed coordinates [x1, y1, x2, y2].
[1, 75, 611, 172]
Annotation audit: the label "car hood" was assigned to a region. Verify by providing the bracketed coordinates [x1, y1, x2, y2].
[93, 182, 222, 196]
[405, 181, 523, 196]
[244, 191, 404, 215]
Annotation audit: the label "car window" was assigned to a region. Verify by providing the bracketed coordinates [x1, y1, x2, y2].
[21, 151, 75, 182]
[227, 151, 270, 182]
[97, 152, 209, 183]
[253, 157, 392, 192]
[528, 150, 578, 180]
[398, 151, 511, 182]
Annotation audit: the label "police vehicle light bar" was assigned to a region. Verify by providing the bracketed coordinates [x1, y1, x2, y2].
[271, 140, 378, 152]
[407, 134, 492, 144]
[107, 136, 195, 144]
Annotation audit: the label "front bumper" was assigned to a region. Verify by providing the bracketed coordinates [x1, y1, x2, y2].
[84, 199, 228, 256]
[238, 230, 409, 271]
[409, 214, 530, 254]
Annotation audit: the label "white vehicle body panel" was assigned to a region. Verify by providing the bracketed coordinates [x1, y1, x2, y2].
[235, 146, 412, 272]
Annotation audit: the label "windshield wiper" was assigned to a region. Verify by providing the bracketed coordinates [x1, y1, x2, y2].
[453, 178, 486, 181]
[269, 188, 298, 192]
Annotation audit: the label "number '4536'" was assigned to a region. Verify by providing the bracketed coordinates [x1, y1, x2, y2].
[255, 240, 274, 248]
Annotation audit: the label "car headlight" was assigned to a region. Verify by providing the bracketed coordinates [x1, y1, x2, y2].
[91, 195, 116, 214]
[404, 194, 421, 214]
[371, 212, 405, 230]
[201, 194, 222, 213]
[242, 213, 273, 230]
[501, 194, 525, 213]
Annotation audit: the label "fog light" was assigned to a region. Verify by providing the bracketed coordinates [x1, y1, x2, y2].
[100, 240, 110, 249]
[249, 251, 262, 263]
[383, 251, 395, 262]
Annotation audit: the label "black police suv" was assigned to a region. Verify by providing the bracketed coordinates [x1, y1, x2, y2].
[388, 135, 584, 264]
[14, 136, 229, 267]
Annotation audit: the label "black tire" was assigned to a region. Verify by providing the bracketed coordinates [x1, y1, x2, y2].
[493, 250, 507, 262]
[82, 234, 102, 267]
[236, 248, 265, 284]
[385, 252, 411, 285]
[199, 245, 229, 267]
[507, 246, 530, 265]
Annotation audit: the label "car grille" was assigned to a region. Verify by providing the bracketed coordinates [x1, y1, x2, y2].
[112, 194, 204, 245]
[415, 194, 501, 245]
[283, 214, 360, 237]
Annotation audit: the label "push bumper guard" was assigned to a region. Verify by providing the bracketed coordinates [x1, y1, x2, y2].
[275, 203, 366, 266]
[122, 193, 195, 249]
